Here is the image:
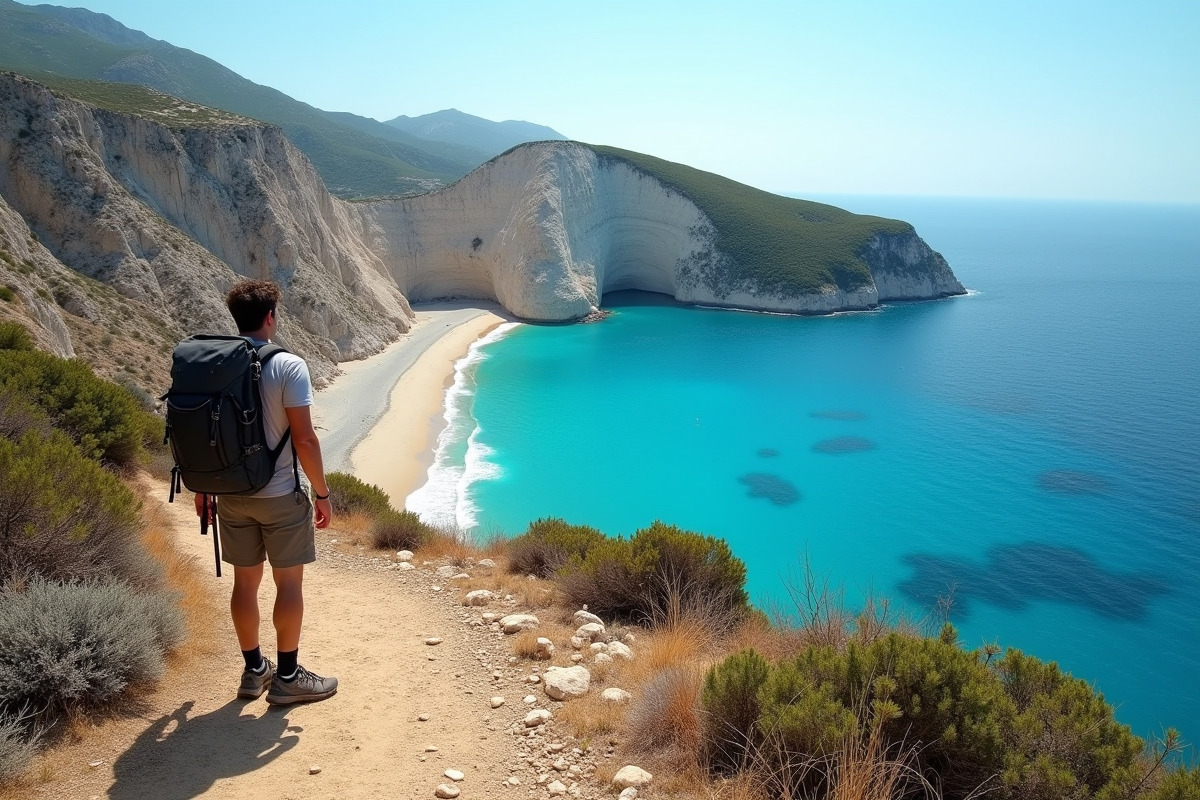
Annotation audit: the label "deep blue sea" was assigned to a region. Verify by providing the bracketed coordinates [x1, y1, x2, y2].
[408, 197, 1200, 740]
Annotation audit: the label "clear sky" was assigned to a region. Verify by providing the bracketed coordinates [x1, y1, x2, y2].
[28, 0, 1200, 202]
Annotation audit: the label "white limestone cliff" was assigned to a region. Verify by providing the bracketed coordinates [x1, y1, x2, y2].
[360, 142, 963, 319]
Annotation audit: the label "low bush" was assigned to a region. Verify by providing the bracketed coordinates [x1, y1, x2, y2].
[0, 349, 151, 467]
[0, 429, 156, 587]
[557, 521, 749, 627]
[701, 648, 770, 773]
[0, 322, 33, 350]
[1148, 767, 1200, 800]
[0, 579, 184, 722]
[700, 629, 1151, 800]
[506, 517, 605, 578]
[994, 649, 1143, 799]
[369, 508, 433, 551]
[326, 472, 392, 517]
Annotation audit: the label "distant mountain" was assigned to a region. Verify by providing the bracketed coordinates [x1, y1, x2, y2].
[386, 109, 566, 159]
[0, 0, 516, 196]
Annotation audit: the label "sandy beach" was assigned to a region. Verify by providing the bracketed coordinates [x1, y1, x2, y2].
[312, 303, 510, 509]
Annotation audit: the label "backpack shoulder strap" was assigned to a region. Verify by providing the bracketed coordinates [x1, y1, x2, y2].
[254, 341, 290, 364]
[252, 341, 302, 496]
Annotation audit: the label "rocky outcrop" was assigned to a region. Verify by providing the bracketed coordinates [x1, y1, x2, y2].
[360, 142, 963, 319]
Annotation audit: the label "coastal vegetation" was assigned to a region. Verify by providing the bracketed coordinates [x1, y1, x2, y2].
[588, 145, 913, 297]
[0, 322, 185, 782]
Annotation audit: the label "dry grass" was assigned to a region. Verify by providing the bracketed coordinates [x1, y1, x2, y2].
[137, 481, 218, 653]
[624, 665, 707, 773]
[418, 527, 480, 565]
[554, 691, 627, 740]
[510, 630, 543, 660]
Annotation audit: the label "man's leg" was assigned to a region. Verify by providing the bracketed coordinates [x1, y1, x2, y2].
[272, 564, 304, 654]
[231, 563, 264, 650]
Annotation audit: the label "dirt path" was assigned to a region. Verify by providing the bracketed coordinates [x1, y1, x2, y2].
[5, 485, 611, 800]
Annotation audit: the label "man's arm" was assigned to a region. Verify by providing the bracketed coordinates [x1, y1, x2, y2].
[285, 404, 332, 529]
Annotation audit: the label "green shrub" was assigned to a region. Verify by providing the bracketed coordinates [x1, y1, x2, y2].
[558, 521, 749, 626]
[0, 322, 34, 351]
[702, 648, 770, 773]
[700, 630, 1154, 800]
[369, 508, 432, 551]
[994, 649, 1143, 800]
[0, 286, 14, 303]
[0, 350, 149, 467]
[506, 517, 605, 578]
[0, 579, 184, 721]
[1148, 766, 1200, 800]
[0, 429, 155, 587]
[326, 471, 392, 517]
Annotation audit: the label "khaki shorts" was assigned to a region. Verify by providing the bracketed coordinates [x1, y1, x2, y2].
[217, 489, 316, 569]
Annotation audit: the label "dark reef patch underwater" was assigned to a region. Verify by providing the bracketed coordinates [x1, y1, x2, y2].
[898, 542, 1170, 622]
[738, 473, 801, 505]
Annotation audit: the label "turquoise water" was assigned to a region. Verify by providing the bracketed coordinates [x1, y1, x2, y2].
[409, 198, 1200, 739]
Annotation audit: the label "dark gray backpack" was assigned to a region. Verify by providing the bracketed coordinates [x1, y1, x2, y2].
[162, 335, 299, 501]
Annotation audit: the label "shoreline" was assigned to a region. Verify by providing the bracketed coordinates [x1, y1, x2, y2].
[313, 304, 510, 508]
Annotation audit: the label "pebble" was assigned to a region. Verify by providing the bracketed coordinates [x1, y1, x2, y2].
[418, 714, 430, 722]
[444, 768, 465, 781]
[434, 784, 460, 799]
[489, 696, 505, 708]
[523, 709, 552, 727]
[619, 789, 638, 799]
[426, 637, 444, 645]
[425, 746, 440, 752]
[309, 766, 322, 775]
[396, 550, 413, 561]
[88, 760, 104, 768]
[547, 779, 568, 796]
[507, 776, 521, 786]
[523, 694, 538, 704]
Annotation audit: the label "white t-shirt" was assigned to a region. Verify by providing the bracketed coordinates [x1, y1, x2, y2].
[250, 339, 314, 498]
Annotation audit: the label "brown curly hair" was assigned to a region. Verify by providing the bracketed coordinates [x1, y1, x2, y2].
[226, 279, 281, 333]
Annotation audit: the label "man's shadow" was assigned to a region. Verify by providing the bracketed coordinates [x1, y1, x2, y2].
[109, 700, 300, 800]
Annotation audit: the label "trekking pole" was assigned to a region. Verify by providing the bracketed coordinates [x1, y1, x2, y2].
[200, 494, 223, 578]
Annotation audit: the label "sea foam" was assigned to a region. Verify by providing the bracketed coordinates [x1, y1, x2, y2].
[405, 322, 520, 531]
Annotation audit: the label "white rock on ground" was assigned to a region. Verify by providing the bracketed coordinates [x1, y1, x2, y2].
[594, 652, 613, 665]
[607, 641, 633, 660]
[435, 565, 459, 578]
[444, 769, 465, 781]
[619, 788, 638, 799]
[524, 709, 552, 727]
[397, 562, 415, 571]
[547, 780, 568, 796]
[489, 696, 505, 708]
[536, 637, 555, 659]
[573, 609, 604, 627]
[500, 614, 540, 634]
[575, 622, 605, 642]
[463, 589, 495, 606]
[434, 784, 460, 799]
[543, 666, 591, 700]
[397, 550, 414, 561]
[602, 688, 632, 703]
[477, 558, 496, 568]
[613, 765, 653, 789]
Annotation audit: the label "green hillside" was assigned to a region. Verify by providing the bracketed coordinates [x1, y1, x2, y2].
[588, 145, 912, 296]
[0, 0, 476, 196]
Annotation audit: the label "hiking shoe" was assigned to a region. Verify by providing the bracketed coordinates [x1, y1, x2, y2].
[237, 658, 274, 700]
[265, 664, 338, 705]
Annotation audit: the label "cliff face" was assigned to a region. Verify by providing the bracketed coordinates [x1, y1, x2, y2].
[1, 72, 964, 390]
[360, 142, 963, 319]
[0, 73, 412, 385]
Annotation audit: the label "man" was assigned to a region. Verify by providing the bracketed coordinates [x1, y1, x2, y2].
[195, 279, 337, 705]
